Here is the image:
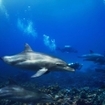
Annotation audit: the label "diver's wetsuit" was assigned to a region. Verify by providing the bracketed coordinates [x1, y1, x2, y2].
[56, 46, 78, 53]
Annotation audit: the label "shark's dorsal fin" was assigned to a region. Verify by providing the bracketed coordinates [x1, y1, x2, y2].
[90, 50, 94, 53]
[24, 43, 33, 52]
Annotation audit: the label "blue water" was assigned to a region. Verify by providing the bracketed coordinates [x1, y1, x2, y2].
[0, 0, 105, 88]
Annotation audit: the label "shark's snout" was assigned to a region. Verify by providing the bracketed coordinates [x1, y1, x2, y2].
[55, 61, 75, 72]
[64, 66, 75, 71]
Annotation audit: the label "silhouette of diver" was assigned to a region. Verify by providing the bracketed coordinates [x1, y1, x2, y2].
[68, 62, 83, 70]
[56, 45, 78, 53]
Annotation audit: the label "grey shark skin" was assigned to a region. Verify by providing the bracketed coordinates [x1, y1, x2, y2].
[0, 85, 54, 104]
[78, 50, 105, 64]
[1, 43, 74, 77]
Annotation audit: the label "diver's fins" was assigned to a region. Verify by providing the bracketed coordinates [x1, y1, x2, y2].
[31, 68, 48, 78]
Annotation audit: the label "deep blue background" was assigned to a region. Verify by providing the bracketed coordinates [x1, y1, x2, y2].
[0, 0, 105, 87]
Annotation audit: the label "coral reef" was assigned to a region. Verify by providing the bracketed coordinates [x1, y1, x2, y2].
[0, 82, 105, 105]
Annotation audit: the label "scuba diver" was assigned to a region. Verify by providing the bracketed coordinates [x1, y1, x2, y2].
[68, 62, 83, 70]
[56, 45, 78, 53]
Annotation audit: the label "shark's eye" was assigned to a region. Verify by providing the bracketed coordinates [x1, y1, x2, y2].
[56, 63, 63, 67]
[56, 63, 60, 65]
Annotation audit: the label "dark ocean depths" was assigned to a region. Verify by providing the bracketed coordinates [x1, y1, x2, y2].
[0, 0, 105, 89]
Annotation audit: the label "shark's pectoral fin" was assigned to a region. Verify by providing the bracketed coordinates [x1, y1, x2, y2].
[44, 71, 50, 75]
[31, 68, 48, 78]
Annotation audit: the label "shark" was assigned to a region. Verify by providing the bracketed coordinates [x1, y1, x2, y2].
[78, 50, 105, 64]
[0, 84, 54, 104]
[0, 43, 75, 77]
